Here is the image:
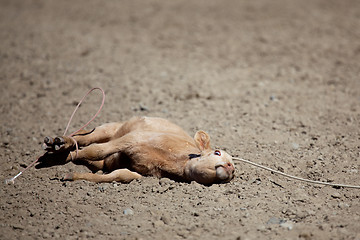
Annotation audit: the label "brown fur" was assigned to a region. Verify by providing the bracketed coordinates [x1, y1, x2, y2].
[37, 117, 235, 185]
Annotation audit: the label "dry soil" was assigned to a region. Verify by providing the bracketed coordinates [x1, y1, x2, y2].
[1, 0, 359, 239]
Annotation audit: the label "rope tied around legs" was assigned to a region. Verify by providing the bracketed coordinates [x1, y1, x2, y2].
[5, 87, 105, 184]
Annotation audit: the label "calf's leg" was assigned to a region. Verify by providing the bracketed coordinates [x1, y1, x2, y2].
[43, 122, 125, 152]
[63, 169, 142, 183]
[65, 140, 121, 162]
[37, 138, 123, 171]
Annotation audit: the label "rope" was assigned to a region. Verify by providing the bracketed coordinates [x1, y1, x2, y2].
[232, 157, 360, 189]
[63, 87, 105, 137]
[5, 87, 105, 184]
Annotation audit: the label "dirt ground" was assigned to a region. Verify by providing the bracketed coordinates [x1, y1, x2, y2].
[1, 0, 359, 239]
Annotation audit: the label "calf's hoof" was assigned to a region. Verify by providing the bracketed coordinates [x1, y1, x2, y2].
[62, 173, 74, 181]
[42, 136, 72, 152]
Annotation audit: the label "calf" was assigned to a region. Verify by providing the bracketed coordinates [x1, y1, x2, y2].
[37, 116, 235, 185]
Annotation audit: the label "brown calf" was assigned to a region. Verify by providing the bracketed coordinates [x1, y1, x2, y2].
[37, 117, 235, 185]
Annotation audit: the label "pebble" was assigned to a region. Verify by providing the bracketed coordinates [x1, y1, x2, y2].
[267, 217, 285, 225]
[338, 202, 350, 208]
[269, 95, 276, 101]
[139, 104, 149, 111]
[159, 178, 173, 186]
[160, 214, 172, 225]
[280, 221, 294, 230]
[123, 208, 134, 215]
[256, 225, 266, 232]
[349, 169, 358, 174]
[267, 217, 294, 230]
[331, 192, 341, 199]
[293, 189, 310, 202]
[42, 232, 51, 238]
[291, 142, 299, 150]
[12, 224, 24, 230]
[153, 220, 164, 228]
[192, 211, 200, 217]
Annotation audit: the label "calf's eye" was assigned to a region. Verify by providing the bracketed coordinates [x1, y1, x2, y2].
[214, 150, 221, 156]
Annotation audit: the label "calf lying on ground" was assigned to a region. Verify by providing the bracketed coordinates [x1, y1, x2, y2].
[36, 117, 235, 185]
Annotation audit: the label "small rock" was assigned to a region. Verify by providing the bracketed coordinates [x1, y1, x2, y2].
[267, 217, 285, 225]
[269, 95, 276, 101]
[251, 178, 261, 185]
[176, 229, 188, 238]
[280, 221, 294, 230]
[12, 224, 24, 230]
[159, 178, 173, 186]
[42, 232, 51, 238]
[293, 188, 310, 202]
[160, 214, 172, 225]
[153, 220, 164, 228]
[338, 202, 350, 208]
[256, 225, 266, 232]
[123, 208, 134, 215]
[291, 142, 299, 150]
[331, 192, 341, 199]
[192, 212, 200, 217]
[139, 104, 149, 111]
[349, 169, 358, 174]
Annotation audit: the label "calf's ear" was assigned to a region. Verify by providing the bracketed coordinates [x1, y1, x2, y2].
[194, 130, 211, 152]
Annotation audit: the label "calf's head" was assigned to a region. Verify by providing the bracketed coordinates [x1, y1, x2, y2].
[185, 131, 235, 185]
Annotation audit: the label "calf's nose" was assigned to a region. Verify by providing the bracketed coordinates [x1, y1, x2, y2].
[227, 162, 235, 173]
